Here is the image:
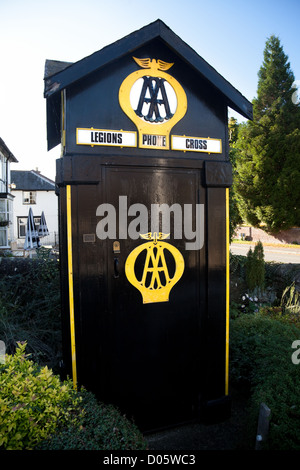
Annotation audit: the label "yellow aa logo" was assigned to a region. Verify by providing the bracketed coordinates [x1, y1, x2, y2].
[125, 232, 185, 304]
[119, 57, 187, 150]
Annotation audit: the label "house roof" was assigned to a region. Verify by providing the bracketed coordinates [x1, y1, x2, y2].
[0, 137, 18, 163]
[44, 59, 73, 79]
[44, 19, 253, 150]
[11, 170, 55, 191]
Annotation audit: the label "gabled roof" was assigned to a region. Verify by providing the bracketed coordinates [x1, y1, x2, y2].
[0, 137, 18, 163]
[44, 19, 253, 150]
[11, 170, 55, 191]
[44, 60, 73, 80]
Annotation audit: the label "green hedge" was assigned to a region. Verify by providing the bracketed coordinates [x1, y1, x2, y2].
[0, 257, 61, 370]
[230, 314, 300, 450]
[37, 390, 147, 450]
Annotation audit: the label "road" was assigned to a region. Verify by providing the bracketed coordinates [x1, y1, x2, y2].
[230, 242, 300, 264]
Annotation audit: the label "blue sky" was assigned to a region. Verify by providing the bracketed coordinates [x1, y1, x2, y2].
[1, 0, 299, 179]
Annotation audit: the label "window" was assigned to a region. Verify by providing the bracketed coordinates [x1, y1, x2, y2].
[18, 216, 41, 239]
[23, 191, 36, 204]
[0, 199, 10, 224]
[0, 199, 10, 248]
[0, 228, 7, 247]
[0, 154, 7, 193]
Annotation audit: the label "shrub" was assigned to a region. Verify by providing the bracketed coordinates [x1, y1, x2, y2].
[281, 283, 300, 318]
[37, 389, 148, 450]
[0, 342, 147, 451]
[230, 314, 300, 449]
[0, 342, 81, 450]
[245, 241, 265, 292]
[0, 258, 61, 369]
[259, 282, 300, 327]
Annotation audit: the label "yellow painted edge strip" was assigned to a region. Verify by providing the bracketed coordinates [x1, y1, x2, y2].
[225, 187, 230, 395]
[66, 185, 77, 390]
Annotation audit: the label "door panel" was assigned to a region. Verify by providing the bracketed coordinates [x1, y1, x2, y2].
[102, 166, 202, 429]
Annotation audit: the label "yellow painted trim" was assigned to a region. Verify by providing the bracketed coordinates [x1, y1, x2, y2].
[66, 185, 77, 390]
[225, 187, 230, 395]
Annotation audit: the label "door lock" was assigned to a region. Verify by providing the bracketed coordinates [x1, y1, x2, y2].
[113, 241, 120, 254]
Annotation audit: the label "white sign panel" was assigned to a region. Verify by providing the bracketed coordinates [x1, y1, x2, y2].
[172, 135, 222, 154]
[77, 128, 137, 148]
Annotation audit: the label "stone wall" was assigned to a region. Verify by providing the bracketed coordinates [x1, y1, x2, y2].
[234, 226, 300, 245]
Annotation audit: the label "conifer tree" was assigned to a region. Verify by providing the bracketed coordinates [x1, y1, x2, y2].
[228, 117, 242, 239]
[234, 35, 300, 231]
[246, 241, 265, 293]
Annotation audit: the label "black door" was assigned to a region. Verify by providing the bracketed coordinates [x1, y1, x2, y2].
[100, 166, 203, 430]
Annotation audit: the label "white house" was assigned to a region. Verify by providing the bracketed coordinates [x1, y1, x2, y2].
[10, 170, 58, 247]
[0, 137, 18, 249]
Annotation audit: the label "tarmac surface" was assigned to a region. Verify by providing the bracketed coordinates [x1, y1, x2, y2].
[231, 242, 300, 264]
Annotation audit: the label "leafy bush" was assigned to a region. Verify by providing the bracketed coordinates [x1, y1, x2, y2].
[0, 342, 147, 451]
[0, 258, 61, 369]
[259, 282, 300, 327]
[230, 314, 300, 449]
[281, 283, 300, 318]
[37, 389, 148, 450]
[0, 342, 81, 450]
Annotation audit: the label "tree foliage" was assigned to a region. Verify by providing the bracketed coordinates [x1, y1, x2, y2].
[233, 35, 300, 232]
[245, 241, 265, 292]
[228, 116, 243, 239]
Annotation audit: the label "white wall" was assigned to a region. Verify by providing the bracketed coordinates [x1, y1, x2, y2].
[11, 190, 58, 246]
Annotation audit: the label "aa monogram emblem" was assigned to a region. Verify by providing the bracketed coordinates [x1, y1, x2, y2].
[125, 232, 185, 304]
[119, 57, 187, 150]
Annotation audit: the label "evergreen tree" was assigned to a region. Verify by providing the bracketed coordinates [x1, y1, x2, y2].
[228, 117, 242, 240]
[234, 35, 300, 232]
[246, 241, 265, 293]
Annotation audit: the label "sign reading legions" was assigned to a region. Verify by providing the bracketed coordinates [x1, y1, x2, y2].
[76, 128, 136, 147]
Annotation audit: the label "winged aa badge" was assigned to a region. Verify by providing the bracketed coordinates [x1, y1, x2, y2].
[125, 232, 185, 304]
[132, 57, 174, 71]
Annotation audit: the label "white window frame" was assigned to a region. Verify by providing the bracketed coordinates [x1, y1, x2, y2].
[23, 191, 37, 204]
[0, 198, 10, 248]
[18, 216, 41, 239]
